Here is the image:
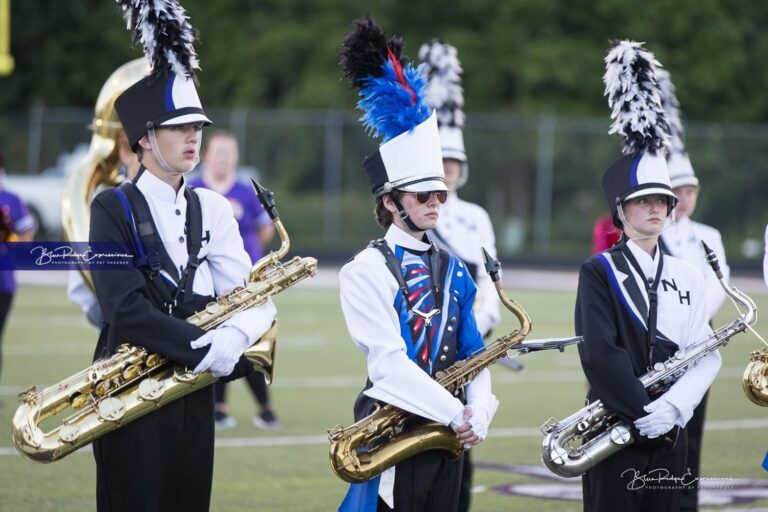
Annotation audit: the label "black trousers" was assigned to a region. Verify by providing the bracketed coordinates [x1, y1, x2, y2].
[214, 371, 268, 407]
[0, 292, 13, 382]
[94, 386, 215, 512]
[582, 428, 688, 512]
[377, 449, 464, 512]
[457, 449, 473, 512]
[680, 391, 708, 512]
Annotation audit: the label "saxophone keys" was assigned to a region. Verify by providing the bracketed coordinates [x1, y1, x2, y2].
[549, 445, 569, 465]
[97, 397, 126, 422]
[58, 424, 81, 444]
[609, 424, 631, 445]
[145, 354, 164, 368]
[70, 393, 89, 410]
[173, 367, 199, 384]
[205, 302, 222, 314]
[138, 378, 165, 401]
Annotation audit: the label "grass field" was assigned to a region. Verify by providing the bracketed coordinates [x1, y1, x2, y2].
[1, 283, 767, 511]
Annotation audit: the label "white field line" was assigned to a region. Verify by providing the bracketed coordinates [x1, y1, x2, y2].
[2, 417, 767, 457]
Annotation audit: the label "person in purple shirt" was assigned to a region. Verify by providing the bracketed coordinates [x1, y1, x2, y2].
[0, 150, 35, 384]
[190, 130, 280, 430]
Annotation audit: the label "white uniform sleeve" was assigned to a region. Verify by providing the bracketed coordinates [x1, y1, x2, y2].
[472, 209, 501, 336]
[339, 254, 465, 425]
[703, 230, 728, 322]
[465, 368, 499, 425]
[659, 274, 721, 426]
[202, 192, 276, 343]
[764, 225, 768, 291]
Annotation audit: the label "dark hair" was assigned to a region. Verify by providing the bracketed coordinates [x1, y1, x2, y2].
[374, 190, 401, 229]
[203, 129, 237, 155]
[135, 145, 144, 161]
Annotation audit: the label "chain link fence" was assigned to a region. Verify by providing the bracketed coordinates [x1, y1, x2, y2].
[1, 106, 766, 267]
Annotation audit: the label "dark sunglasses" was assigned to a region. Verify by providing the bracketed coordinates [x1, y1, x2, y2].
[409, 190, 448, 204]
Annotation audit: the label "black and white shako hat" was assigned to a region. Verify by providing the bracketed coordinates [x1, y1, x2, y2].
[601, 41, 677, 220]
[113, 0, 212, 151]
[341, 16, 446, 199]
[657, 68, 699, 189]
[419, 40, 468, 188]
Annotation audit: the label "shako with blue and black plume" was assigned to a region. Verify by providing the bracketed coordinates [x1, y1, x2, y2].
[600, 40, 677, 222]
[113, 0, 212, 151]
[656, 68, 698, 190]
[419, 40, 469, 188]
[341, 16, 446, 199]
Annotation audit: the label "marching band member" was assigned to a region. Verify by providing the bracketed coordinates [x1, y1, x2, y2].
[337, 17, 498, 512]
[657, 68, 730, 512]
[576, 41, 721, 512]
[90, 2, 275, 511]
[418, 40, 507, 512]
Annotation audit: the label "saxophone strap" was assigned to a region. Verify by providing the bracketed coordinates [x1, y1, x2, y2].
[619, 239, 664, 368]
[113, 175, 206, 309]
[369, 238, 443, 310]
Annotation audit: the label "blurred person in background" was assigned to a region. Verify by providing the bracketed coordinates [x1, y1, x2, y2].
[419, 40, 511, 512]
[190, 129, 279, 430]
[0, 149, 35, 386]
[657, 68, 729, 512]
[592, 212, 622, 254]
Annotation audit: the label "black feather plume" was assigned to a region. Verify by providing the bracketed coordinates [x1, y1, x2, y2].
[116, 0, 200, 79]
[603, 40, 669, 155]
[419, 40, 464, 128]
[340, 15, 406, 90]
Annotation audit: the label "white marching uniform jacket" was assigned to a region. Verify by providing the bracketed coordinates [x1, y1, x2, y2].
[661, 216, 729, 322]
[576, 239, 722, 429]
[90, 169, 275, 366]
[431, 192, 501, 337]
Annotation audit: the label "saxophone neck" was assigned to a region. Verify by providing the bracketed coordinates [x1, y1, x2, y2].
[249, 180, 291, 282]
[482, 247, 532, 337]
[703, 241, 757, 327]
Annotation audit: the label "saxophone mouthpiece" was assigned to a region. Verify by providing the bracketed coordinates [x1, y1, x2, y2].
[701, 241, 723, 279]
[251, 179, 279, 220]
[482, 247, 501, 283]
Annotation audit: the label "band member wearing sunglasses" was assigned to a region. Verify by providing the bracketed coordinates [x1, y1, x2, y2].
[337, 17, 499, 512]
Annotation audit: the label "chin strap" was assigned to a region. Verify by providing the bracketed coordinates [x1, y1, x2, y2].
[147, 125, 178, 176]
[390, 193, 428, 232]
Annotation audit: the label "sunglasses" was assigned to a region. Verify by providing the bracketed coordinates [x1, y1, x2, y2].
[408, 191, 448, 204]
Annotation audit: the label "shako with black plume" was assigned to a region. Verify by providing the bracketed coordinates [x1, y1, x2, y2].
[418, 40, 468, 188]
[113, 0, 211, 152]
[601, 40, 677, 222]
[340, 16, 446, 201]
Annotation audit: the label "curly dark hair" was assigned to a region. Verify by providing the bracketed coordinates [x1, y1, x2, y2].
[374, 190, 402, 229]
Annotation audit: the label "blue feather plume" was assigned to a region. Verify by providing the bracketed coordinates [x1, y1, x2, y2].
[357, 61, 430, 142]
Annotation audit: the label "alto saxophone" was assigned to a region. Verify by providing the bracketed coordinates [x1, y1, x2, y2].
[541, 241, 757, 478]
[12, 181, 317, 463]
[328, 249, 533, 483]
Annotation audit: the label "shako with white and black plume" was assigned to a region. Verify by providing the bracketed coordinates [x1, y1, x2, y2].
[341, 16, 446, 200]
[113, 0, 211, 151]
[419, 40, 468, 187]
[601, 40, 677, 222]
[657, 68, 698, 189]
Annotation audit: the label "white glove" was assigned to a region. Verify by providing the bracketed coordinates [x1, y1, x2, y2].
[634, 399, 679, 439]
[467, 394, 499, 442]
[191, 326, 249, 377]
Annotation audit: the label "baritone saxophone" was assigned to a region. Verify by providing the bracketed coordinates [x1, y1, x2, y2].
[12, 181, 317, 463]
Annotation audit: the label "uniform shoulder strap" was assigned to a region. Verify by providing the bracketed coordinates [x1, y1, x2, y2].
[176, 187, 206, 304]
[369, 238, 409, 299]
